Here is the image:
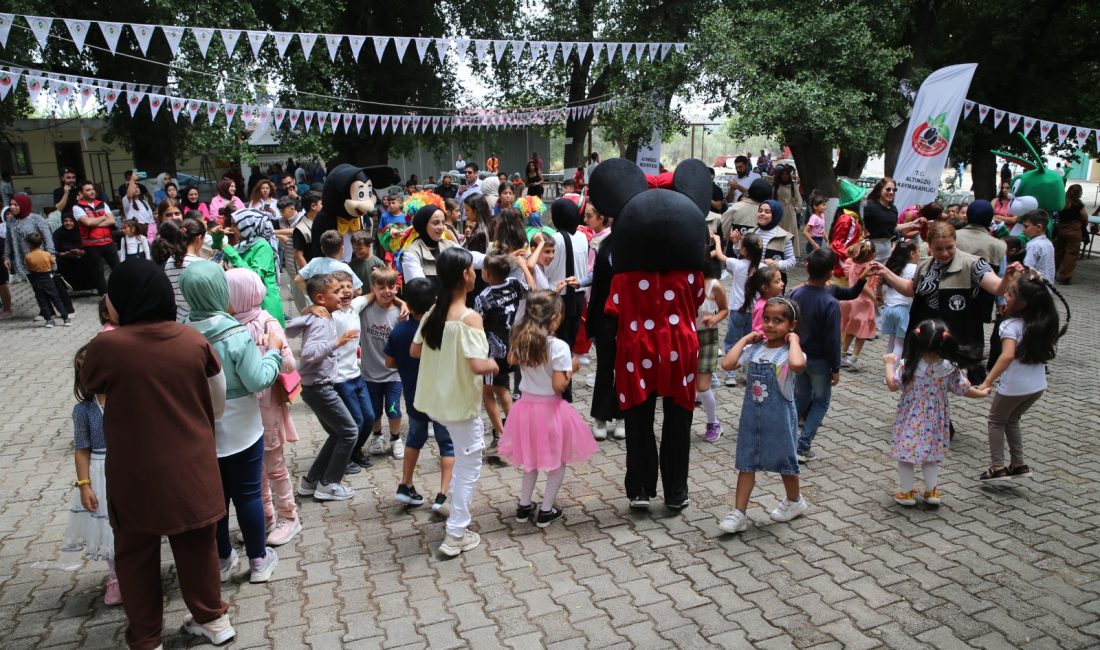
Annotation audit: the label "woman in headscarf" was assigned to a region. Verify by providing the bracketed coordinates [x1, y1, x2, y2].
[479, 175, 501, 211]
[181, 261, 283, 586]
[52, 213, 96, 292]
[743, 199, 796, 283]
[208, 179, 245, 224]
[4, 193, 55, 276]
[401, 205, 458, 283]
[226, 268, 302, 545]
[79, 258, 235, 649]
[212, 208, 285, 325]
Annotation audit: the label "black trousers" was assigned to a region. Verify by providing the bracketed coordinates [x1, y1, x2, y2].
[29, 272, 72, 319]
[590, 327, 621, 423]
[84, 244, 120, 295]
[623, 394, 692, 503]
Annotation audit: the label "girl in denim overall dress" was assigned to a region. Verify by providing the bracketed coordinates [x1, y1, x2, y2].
[717, 297, 808, 533]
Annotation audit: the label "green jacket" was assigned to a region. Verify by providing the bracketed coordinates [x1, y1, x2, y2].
[216, 235, 286, 327]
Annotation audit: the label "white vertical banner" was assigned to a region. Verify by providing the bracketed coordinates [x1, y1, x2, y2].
[394, 37, 411, 62]
[24, 76, 43, 104]
[993, 109, 1005, 129]
[288, 109, 301, 130]
[206, 101, 219, 125]
[99, 86, 119, 112]
[273, 32, 294, 57]
[635, 96, 665, 175]
[127, 91, 145, 116]
[510, 40, 526, 64]
[962, 100, 974, 118]
[372, 36, 389, 61]
[893, 63, 977, 212]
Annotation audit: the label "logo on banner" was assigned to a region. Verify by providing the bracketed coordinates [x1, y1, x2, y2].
[910, 113, 952, 157]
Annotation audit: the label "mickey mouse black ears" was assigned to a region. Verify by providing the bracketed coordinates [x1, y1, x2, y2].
[587, 158, 711, 219]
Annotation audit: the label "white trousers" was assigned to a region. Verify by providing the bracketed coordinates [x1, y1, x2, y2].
[438, 417, 484, 537]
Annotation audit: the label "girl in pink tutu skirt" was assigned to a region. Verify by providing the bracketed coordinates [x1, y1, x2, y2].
[498, 290, 598, 527]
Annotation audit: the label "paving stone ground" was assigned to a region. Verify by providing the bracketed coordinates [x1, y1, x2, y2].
[0, 253, 1098, 649]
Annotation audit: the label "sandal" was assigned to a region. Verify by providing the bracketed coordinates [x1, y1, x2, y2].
[1008, 464, 1033, 478]
[978, 466, 1011, 481]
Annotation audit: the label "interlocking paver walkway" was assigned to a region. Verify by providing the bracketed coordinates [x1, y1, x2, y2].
[0, 255, 1097, 649]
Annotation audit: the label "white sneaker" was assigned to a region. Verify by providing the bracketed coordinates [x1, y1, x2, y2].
[314, 482, 355, 501]
[613, 422, 626, 440]
[182, 613, 236, 645]
[724, 372, 738, 387]
[219, 548, 239, 583]
[585, 374, 595, 388]
[439, 530, 481, 557]
[718, 510, 748, 533]
[847, 356, 863, 372]
[770, 496, 808, 522]
[296, 478, 316, 496]
[391, 437, 405, 459]
[249, 547, 278, 583]
[367, 434, 386, 455]
[840, 354, 852, 368]
[578, 356, 591, 366]
[593, 420, 608, 441]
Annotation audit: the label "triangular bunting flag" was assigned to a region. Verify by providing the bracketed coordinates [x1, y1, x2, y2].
[274, 108, 286, 129]
[660, 42, 673, 60]
[55, 80, 75, 103]
[299, 33, 317, 59]
[510, 40, 526, 64]
[492, 40, 506, 64]
[590, 42, 605, 62]
[315, 111, 328, 131]
[474, 39, 490, 64]
[342, 113, 353, 132]
[368, 114, 378, 133]
[99, 22, 124, 54]
[246, 31, 266, 57]
[373, 36, 389, 61]
[413, 38, 432, 62]
[187, 100, 200, 122]
[411, 115, 422, 132]
[1039, 120, 1053, 139]
[0, 14, 12, 48]
[148, 94, 164, 120]
[224, 103, 238, 127]
[258, 108, 270, 124]
[560, 42, 574, 64]
[977, 104, 990, 123]
[348, 35, 366, 61]
[329, 113, 339, 133]
[530, 42, 545, 61]
[647, 43, 660, 61]
[674, 43, 685, 54]
[79, 83, 94, 109]
[127, 91, 145, 116]
[380, 115, 391, 133]
[400, 115, 411, 133]
[98, 86, 119, 112]
[575, 42, 591, 62]
[606, 42, 619, 62]
[25, 16, 53, 49]
[434, 38, 449, 62]
[0, 69, 20, 102]
[544, 42, 558, 63]
[221, 29, 241, 56]
[169, 97, 184, 122]
[241, 106, 254, 125]
[622, 43, 633, 63]
[303, 110, 315, 131]
[1075, 127, 1092, 149]
[162, 26, 185, 56]
[64, 19, 91, 51]
[431, 115, 441, 131]
[1056, 123, 1070, 144]
[131, 24, 155, 55]
[1007, 113, 1021, 132]
[1023, 117, 1036, 136]
[192, 27, 214, 58]
[394, 37, 411, 62]
[288, 109, 301, 130]
[25, 76, 43, 104]
[454, 39, 471, 63]
[273, 32, 293, 57]
[993, 109, 1005, 129]
[325, 34, 342, 61]
[206, 101, 220, 125]
[355, 113, 365, 133]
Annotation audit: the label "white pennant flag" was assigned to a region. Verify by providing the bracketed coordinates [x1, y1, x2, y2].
[131, 24, 155, 55]
[162, 26, 185, 56]
[355, 113, 365, 133]
[473, 39, 490, 63]
[560, 42, 574, 64]
[674, 43, 685, 54]
[510, 40, 526, 64]
[246, 31, 267, 57]
[993, 109, 1005, 129]
[1039, 120, 1053, 140]
[590, 42, 605, 62]
[400, 115, 412, 133]
[1022, 117, 1036, 136]
[977, 104, 990, 123]
[0, 69, 20, 102]
[431, 115, 441, 132]
[274, 108, 286, 129]
[288, 109, 301, 130]
[169, 97, 184, 122]
[315, 111, 328, 131]
[660, 43, 673, 60]
[273, 32, 294, 57]
[1075, 127, 1092, 149]
[148, 94, 164, 119]
[324, 35, 342, 61]
[1007, 113, 1021, 132]
[25, 16, 53, 48]
[342, 113, 352, 132]
[372, 37, 389, 61]
[1055, 123, 1070, 144]
[206, 101, 220, 125]
[625, 43, 636, 63]
[545, 42, 559, 63]
[0, 14, 13, 48]
[299, 33, 318, 59]
[329, 113, 339, 133]
[99, 22, 124, 53]
[434, 38, 449, 62]
[413, 38, 432, 62]
[576, 42, 591, 62]
[394, 37, 411, 62]
[52, 79, 74, 104]
[411, 115, 422, 133]
[491, 40, 506, 64]
[454, 39, 471, 63]
[25, 76, 43, 104]
[258, 108, 270, 125]
[187, 100, 201, 122]
[64, 19, 91, 51]
[98, 86, 119, 113]
[380, 115, 391, 133]
[192, 28, 214, 58]
[303, 111, 315, 131]
[79, 83, 94, 109]
[368, 114, 378, 134]
[348, 35, 366, 61]
[605, 42, 619, 62]
[531, 42, 545, 61]
[224, 103, 239, 127]
[221, 29, 242, 56]
[647, 43, 660, 62]
[127, 91, 145, 116]
[241, 106, 254, 125]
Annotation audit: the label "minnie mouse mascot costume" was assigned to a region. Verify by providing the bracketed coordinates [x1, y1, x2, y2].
[588, 158, 711, 511]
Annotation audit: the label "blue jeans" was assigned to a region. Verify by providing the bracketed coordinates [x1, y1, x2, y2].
[334, 376, 376, 454]
[216, 436, 266, 560]
[795, 357, 833, 453]
[723, 310, 752, 352]
[406, 407, 455, 457]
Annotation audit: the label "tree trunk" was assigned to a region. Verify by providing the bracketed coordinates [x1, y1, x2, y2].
[969, 130, 998, 200]
[787, 133, 838, 199]
[883, 121, 908, 176]
[834, 149, 869, 179]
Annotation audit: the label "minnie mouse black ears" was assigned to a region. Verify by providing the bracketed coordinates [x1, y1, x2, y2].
[363, 166, 401, 189]
[671, 159, 712, 217]
[588, 158, 647, 219]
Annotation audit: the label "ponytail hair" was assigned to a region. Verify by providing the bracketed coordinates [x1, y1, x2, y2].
[152, 217, 206, 268]
[510, 290, 562, 367]
[899, 319, 980, 385]
[1008, 270, 1070, 364]
[885, 240, 917, 276]
[738, 233, 763, 313]
[420, 247, 474, 350]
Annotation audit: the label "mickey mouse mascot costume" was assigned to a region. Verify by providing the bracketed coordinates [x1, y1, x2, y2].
[588, 158, 711, 511]
[311, 164, 401, 261]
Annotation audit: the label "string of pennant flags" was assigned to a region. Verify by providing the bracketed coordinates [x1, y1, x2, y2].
[962, 100, 1097, 150]
[0, 67, 621, 134]
[0, 13, 687, 67]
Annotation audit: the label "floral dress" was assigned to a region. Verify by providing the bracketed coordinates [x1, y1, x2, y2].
[891, 359, 971, 464]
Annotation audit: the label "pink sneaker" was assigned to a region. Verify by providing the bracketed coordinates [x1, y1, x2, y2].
[704, 422, 722, 443]
[266, 518, 302, 547]
[104, 576, 123, 605]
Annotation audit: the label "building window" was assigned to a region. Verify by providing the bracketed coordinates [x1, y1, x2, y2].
[0, 141, 32, 176]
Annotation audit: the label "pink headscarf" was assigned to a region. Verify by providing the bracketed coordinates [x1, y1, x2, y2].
[226, 268, 272, 343]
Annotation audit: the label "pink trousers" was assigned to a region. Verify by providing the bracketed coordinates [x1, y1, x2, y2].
[262, 445, 298, 523]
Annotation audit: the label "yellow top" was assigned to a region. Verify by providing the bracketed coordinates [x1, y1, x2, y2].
[413, 309, 489, 422]
[24, 249, 54, 273]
